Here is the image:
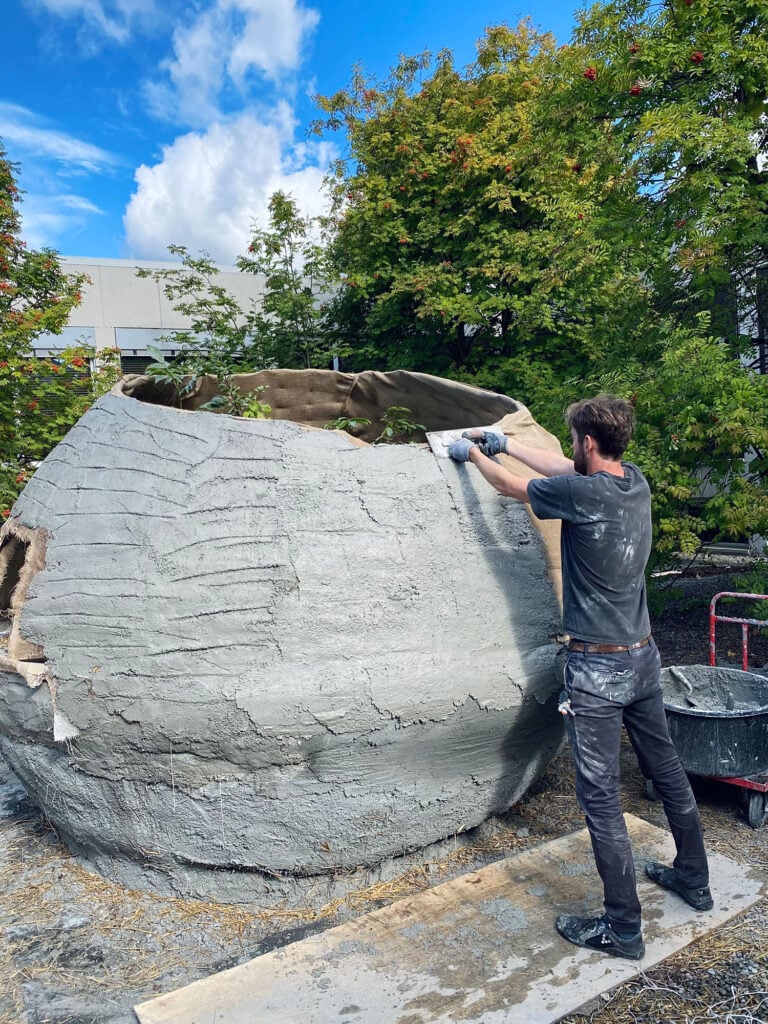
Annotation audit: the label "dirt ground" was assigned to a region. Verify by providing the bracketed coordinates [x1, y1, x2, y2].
[1, 566, 767, 1024]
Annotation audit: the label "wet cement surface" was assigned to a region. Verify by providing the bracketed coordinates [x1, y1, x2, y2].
[662, 664, 768, 714]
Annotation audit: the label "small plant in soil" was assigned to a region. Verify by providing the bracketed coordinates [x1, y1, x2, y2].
[373, 406, 426, 444]
[200, 378, 272, 419]
[324, 415, 372, 435]
[144, 345, 199, 406]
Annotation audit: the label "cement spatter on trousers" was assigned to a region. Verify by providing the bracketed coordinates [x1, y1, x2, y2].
[0, 372, 564, 902]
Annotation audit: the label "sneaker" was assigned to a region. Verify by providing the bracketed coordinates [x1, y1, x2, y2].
[555, 913, 645, 960]
[645, 861, 714, 911]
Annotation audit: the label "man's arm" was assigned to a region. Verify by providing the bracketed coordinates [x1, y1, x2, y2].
[467, 446, 531, 502]
[463, 430, 574, 477]
[504, 438, 575, 478]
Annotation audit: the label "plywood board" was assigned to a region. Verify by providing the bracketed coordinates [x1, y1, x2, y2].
[135, 814, 763, 1024]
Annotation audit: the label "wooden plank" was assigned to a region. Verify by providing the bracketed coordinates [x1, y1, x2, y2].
[135, 814, 763, 1024]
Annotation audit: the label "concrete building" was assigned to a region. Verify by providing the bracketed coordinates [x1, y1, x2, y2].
[33, 256, 266, 375]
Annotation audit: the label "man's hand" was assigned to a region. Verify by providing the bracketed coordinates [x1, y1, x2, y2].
[461, 430, 507, 457]
[448, 437, 478, 462]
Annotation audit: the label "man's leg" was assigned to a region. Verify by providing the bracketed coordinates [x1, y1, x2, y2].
[563, 652, 642, 934]
[622, 643, 709, 893]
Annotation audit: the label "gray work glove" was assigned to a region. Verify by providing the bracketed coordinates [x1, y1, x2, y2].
[448, 437, 478, 462]
[461, 429, 507, 457]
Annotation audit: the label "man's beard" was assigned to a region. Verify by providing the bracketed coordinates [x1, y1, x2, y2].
[573, 447, 588, 476]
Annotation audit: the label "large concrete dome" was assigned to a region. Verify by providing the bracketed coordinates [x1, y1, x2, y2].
[0, 369, 564, 901]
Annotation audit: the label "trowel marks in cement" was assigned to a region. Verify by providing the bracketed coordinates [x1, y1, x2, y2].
[0, 369, 564, 902]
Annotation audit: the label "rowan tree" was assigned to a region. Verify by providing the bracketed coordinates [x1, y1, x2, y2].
[0, 143, 118, 515]
[572, 0, 768, 351]
[315, 5, 768, 566]
[315, 25, 658, 384]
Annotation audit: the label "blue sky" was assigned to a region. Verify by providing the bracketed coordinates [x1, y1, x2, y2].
[1, 0, 577, 263]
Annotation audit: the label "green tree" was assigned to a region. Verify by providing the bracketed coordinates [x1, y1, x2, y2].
[315, 6, 768, 568]
[571, 0, 768, 354]
[315, 26, 650, 381]
[0, 143, 118, 516]
[569, 319, 768, 574]
[137, 191, 342, 375]
[239, 191, 342, 369]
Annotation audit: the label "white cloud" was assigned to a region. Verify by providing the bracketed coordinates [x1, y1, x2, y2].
[0, 103, 115, 251]
[26, 0, 159, 44]
[123, 107, 335, 263]
[225, 0, 320, 84]
[144, 0, 319, 127]
[19, 193, 105, 250]
[0, 102, 118, 172]
[144, 6, 226, 126]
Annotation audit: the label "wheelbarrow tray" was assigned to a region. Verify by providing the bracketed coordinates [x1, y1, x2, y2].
[660, 664, 768, 778]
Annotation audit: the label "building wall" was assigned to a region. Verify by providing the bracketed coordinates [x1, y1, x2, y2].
[33, 256, 266, 368]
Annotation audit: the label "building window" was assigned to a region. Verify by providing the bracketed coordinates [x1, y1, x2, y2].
[33, 327, 95, 356]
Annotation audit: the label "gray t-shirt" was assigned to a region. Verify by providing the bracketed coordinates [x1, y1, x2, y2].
[527, 462, 652, 644]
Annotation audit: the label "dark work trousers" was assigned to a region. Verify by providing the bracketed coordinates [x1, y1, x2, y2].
[562, 639, 709, 933]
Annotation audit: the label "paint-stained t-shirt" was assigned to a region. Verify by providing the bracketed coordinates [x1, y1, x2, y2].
[527, 462, 652, 644]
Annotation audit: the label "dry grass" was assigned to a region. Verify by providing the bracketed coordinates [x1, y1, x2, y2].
[251, 824, 530, 927]
[532, 744, 768, 1024]
[1, 738, 766, 1024]
[0, 803, 532, 1023]
[559, 900, 768, 1024]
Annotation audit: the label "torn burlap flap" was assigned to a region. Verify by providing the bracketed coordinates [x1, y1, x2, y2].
[0, 519, 48, 661]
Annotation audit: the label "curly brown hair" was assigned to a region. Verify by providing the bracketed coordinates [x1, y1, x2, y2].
[565, 395, 635, 459]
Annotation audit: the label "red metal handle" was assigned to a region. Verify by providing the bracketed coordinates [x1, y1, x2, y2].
[709, 591, 768, 671]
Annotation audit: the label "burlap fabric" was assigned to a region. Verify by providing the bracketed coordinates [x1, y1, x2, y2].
[117, 369, 520, 444]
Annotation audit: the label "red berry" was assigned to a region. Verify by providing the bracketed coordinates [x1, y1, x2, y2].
[629, 44, 640, 54]
[630, 84, 642, 96]
[583, 67, 597, 81]
[691, 51, 704, 64]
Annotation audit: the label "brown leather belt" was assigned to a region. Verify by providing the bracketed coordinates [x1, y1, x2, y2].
[568, 636, 652, 654]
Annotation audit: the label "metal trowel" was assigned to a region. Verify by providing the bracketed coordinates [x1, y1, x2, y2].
[425, 425, 501, 458]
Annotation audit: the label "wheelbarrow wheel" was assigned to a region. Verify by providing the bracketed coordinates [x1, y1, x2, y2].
[747, 792, 766, 830]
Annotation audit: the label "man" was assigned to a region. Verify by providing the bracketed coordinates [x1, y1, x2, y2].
[448, 396, 711, 961]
